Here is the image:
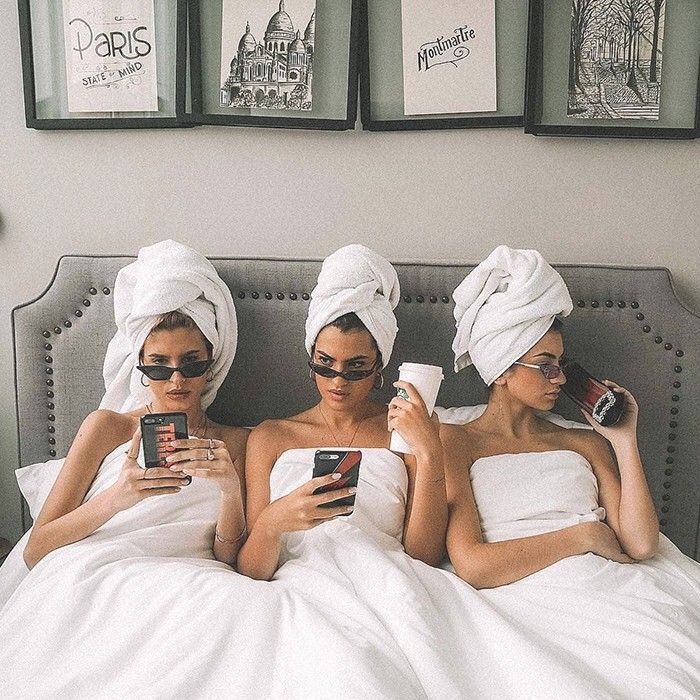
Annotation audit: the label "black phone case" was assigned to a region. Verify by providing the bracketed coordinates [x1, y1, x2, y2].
[312, 450, 361, 513]
[561, 360, 625, 427]
[140, 412, 188, 468]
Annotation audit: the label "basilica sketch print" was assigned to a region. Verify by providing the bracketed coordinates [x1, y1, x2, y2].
[568, 0, 665, 120]
[220, 0, 315, 111]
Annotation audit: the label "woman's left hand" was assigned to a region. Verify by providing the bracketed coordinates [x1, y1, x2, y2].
[388, 381, 441, 459]
[166, 438, 242, 496]
[580, 380, 639, 446]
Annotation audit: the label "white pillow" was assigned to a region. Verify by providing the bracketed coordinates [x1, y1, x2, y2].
[15, 458, 66, 521]
[435, 404, 591, 430]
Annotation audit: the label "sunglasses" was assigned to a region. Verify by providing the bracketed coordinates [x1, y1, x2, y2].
[137, 359, 213, 381]
[308, 360, 379, 382]
[512, 361, 564, 380]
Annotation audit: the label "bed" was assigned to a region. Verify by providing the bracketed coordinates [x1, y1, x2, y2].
[11, 255, 699, 559]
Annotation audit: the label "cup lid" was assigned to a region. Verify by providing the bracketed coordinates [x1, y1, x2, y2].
[398, 362, 444, 377]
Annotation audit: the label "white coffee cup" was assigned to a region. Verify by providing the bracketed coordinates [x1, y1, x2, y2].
[389, 362, 444, 454]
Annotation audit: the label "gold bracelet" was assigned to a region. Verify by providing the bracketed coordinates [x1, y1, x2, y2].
[215, 526, 247, 544]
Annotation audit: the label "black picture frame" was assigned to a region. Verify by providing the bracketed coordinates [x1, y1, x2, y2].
[524, 0, 700, 139]
[182, 0, 360, 131]
[18, 0, 192, 130]
[360, 0, 527, 132]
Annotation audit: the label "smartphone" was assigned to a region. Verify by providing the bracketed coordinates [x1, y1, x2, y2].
[140, 412, 189, 468]
[561, 360, 625, 427]
[312, 450, 361, 513]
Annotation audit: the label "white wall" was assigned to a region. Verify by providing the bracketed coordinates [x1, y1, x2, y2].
[1, 7, 698, 544]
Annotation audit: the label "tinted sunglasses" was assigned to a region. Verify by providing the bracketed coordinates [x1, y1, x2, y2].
[308, 360, 379, 382]
[512, 361, 564, 380]
[137, 359, 213, 381]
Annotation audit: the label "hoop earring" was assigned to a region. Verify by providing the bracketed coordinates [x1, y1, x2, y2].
[374, 373, 384, 390]
[140, 374, 150, 387]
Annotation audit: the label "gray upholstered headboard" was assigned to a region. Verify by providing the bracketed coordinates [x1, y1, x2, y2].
[12, 256, 699, 560]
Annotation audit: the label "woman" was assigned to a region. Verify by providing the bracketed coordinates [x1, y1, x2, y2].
[235, 246, 554, 697]
[442, 245, 700, 696]
[23, 239, 246, 569]
[238, 244, 447, 580]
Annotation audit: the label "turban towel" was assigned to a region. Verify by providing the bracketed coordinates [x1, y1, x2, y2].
[305, 244, 400, 368]
[100, 239, 237, 412]
[452, 245, 573, 385]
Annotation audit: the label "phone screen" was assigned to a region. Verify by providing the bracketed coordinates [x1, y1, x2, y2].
[140, 413, 188, 468]
[312, 450, 361, 512]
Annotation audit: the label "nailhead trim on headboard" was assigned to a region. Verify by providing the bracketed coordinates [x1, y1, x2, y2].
[39, 285, 112, 458]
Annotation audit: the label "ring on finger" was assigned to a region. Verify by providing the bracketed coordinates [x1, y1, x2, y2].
[208, 438, 214, 450]
[207, 447, 215, 461]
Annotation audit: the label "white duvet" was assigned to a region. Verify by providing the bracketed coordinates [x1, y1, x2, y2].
[1, 438, 699, 698]
[0, 444, 418, 698]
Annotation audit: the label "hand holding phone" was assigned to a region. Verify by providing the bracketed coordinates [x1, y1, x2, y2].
[312, 450, 361, 514]
[140, 412, 191, 483]
[108, 428, 188, 512]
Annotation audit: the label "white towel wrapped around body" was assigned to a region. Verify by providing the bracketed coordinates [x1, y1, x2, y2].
[305, 244, 400, 367]
[100, 240, 237, 412]
[452, 245, 572, 385]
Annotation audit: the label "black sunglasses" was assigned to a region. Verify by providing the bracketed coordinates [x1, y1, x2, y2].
[308, 360, 379, 382]
[137, 359, 213, 381]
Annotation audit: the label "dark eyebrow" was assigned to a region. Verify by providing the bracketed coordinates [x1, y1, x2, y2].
[146, 353, 168, 360]
[347, 355, 370, 361]
[531, 352, 558, 360]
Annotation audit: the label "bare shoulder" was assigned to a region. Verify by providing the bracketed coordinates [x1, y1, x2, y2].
[246, 417, 298, 460]
[557, 425, 612, 464]
[440, 422, 477, 471]
[210, 422, 249, 452]
[77, 409, 136, 444]
[65, 410, 137, 473]
[250, 417, 295, 442]
[439, 422, 471, 447]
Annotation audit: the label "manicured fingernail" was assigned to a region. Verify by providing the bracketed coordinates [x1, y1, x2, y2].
[165, 444, 176, 452]
[331, 473, 341, 480]
[348, 487, 357, 494]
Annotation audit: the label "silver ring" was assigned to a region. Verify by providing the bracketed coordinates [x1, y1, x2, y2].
[208, 438, 214, 450]
[207, 447, 215, 461]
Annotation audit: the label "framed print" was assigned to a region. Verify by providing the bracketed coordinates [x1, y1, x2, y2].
[360, 0, 527, 131]
[18, 0, 191, 129]
[525, 0, 700, 139]
[182, 0, 360, 130]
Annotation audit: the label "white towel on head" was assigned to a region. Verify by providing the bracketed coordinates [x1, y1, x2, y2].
[305, 244, 400, 367]
[452, 245, 572, 385]
[99, 240, 237, 412]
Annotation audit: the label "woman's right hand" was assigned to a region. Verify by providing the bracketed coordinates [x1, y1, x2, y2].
[577, 521, 634, 563]
[258, 473, 357, 537]
[108, 430, 189, 512]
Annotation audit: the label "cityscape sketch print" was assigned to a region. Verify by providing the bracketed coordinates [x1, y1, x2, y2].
[568, 0, 665, 120]
[220, 0, 315, 111]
